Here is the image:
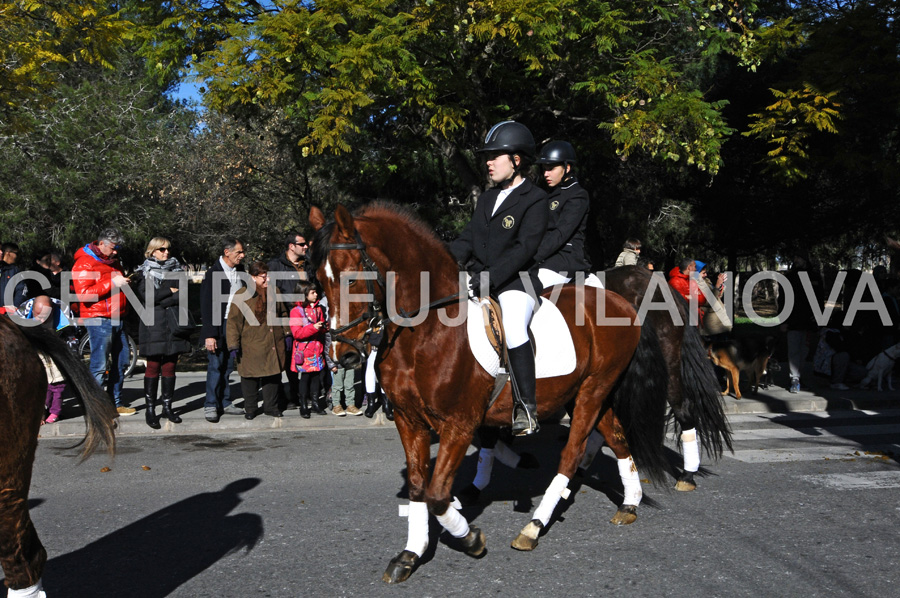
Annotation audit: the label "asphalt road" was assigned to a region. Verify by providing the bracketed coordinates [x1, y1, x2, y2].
[22, 411, 900, 597]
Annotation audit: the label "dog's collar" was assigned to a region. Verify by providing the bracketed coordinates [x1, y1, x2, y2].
[881, 350, 898, 362]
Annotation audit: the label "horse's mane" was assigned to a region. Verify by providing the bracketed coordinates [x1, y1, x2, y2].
[310, 201, 453, 273]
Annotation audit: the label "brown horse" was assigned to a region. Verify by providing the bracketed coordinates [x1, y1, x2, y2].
[464, 265, 732, 503]
[0, 315, 116, 596]
[309, 203, 670, 584]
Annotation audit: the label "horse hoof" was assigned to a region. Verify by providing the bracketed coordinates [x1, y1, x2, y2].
[460, 526, 486, 557]
[517, 452, 539, 469]
[610, 505, 637, 526]
[382, 550, 419, 584]
[457, 483, 481, 506]
[511, 519, 543, 551]
[675, 471, 697, 492]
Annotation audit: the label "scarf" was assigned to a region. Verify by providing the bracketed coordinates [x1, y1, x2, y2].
[84, 243, 119, 267]
[138, 257, 183, 290]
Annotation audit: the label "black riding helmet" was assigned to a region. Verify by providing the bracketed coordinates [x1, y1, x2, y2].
[476, 121, 536, 162]
[536, 140, 577, 167]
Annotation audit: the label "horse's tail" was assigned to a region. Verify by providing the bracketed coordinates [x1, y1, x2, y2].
[21, 322, 117, 460]
[677, 324, 733, 458]
[610, 319, 670, 485]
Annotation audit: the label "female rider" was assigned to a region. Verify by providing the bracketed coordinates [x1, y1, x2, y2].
[533, 140, 603, 290]
[449, 121, 548, 436]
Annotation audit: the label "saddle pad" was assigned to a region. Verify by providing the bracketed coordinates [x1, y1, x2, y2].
[466, 296, 576, 379]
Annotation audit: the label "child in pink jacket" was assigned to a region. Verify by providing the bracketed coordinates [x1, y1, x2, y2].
[290, 281, 327, 418]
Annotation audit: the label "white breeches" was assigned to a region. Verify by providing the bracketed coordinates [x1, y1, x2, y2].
[538, 268, 604, 289]
[365, 348, 378, 394]
[497, 290, 535, 349]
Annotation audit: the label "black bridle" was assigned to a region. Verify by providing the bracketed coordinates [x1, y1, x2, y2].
[327, 231, 388, 361]
[324, 230, 465, 361]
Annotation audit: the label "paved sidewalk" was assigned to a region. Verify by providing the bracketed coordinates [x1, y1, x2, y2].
[39, 363, 900, 438]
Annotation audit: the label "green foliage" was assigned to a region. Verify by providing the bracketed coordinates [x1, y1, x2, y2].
[0, 1, 132, 132]
[743, 85, 841, 183]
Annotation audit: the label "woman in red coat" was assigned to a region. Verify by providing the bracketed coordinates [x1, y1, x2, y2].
[290, 280, 327, 418]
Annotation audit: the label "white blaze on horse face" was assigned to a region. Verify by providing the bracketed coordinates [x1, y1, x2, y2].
[324, 258, 336, 283]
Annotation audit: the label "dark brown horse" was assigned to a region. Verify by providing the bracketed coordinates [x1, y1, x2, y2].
[309, 203, 670, 584]
[0, 315, 116, 596]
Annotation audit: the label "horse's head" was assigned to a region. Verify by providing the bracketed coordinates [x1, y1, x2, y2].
[309, 204, 390, 369]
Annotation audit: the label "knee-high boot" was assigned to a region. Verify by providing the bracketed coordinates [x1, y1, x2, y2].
[382, 394, 394, 421]
[364, 392, 382, 418]
[160, 376, 182, 423]
[508, 344, 539, 436]
[144, 377, 160, 430]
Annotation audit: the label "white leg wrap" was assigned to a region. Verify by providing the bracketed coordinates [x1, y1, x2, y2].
[618, 457, 643, 507]
[493, 440, 521, 468]
[681, 428, 700, 473]
[533, 473, 571, 526]
[473, 448, 495, 490]
[7, 581, 46, 598]
[403, 501, 430, 557]
[578, 429, 606, 470]
[435, 504, 470, 539]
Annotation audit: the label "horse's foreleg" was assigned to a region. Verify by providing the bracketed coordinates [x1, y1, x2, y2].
[427, 431, 485, 558]
[668, 375, 700, 492]
[596, 408, 642, 525]
[383, 415, 432, 585]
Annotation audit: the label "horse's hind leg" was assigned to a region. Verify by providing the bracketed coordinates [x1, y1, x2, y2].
[511, 396, 616, 551]
[0, 372, 47, 595]
[593, 408, 644, 525]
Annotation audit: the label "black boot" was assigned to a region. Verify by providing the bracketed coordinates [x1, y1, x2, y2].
[310, 395, 326, 415]
[159, 376, 182, 424]
[508, 344, 538, 436]
[299, 396, 311, 419]
[364, 393, 382, 418]
[382, 395, 394, 421]
[144, 377, 160, 430]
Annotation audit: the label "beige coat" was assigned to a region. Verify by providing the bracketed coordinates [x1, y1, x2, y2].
[226, 287, 287, 378]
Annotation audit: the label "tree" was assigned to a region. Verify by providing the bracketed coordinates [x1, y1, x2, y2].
[0, 1, 131, 133]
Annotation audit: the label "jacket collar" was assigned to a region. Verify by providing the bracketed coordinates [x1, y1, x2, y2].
[486, 178, 533, 218]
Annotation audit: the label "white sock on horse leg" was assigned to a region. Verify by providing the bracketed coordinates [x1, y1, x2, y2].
[533, 473, 571, 526]
[7, 580, 45, 598]
[435, 504, 470, 538]
[493, 440, 521, 468]
[618, 457, 643, 507]
[682, 428, 700, 473]
[402, 501, 430, 557]
[473, 448, 494, 490]
[578, 429, 606, 470]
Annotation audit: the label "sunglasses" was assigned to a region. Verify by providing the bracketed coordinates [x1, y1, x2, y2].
[293, 241, 308, 247]
[157, 247, 171, 252]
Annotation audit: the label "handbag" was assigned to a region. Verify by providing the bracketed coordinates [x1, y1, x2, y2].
[166, 304, 197, 339]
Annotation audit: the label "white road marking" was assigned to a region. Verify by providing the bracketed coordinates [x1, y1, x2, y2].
[729, 446, 899, 463]
[800, 471, 900, 490]
[730, 424, 900, 441]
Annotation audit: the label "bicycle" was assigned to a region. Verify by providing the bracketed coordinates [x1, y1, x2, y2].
[60, 324, 139, 379]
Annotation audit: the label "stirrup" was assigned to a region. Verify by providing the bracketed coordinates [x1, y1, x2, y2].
[512, 405, 539, 436]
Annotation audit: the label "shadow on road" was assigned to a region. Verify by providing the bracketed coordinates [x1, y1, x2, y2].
[42, 478, 264, 597]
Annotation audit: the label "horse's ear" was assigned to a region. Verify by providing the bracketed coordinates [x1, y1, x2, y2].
[334, 204, 356, 240]
[309, 206, 326, 232]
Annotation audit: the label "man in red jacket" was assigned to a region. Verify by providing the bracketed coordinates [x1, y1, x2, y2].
[72, 227, 136, 416]
[668, 258, 708, 326]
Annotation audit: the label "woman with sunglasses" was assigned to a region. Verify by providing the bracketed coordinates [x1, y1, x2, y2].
[135, 237, 192, 429]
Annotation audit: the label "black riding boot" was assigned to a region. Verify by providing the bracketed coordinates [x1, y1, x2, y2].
[382, 394, 394, 421]
[159, 376, 182, 423]
[364, 392, 382, 418]
[508, 344, 539, 436]
[144, 377, 160, 430]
